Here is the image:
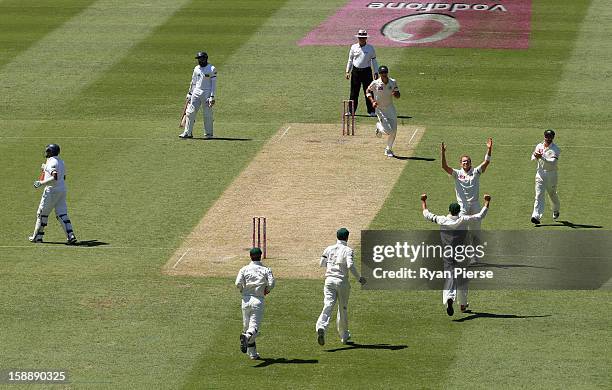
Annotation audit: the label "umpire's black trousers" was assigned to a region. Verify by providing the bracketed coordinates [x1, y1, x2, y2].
[349, 66, 374, 114]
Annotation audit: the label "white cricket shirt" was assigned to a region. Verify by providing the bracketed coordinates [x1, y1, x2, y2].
[451, 165, 483, 208]
[43, 156, 66, 192]
[367, 78, 399, 109]
[320, 240, 360, 281]
[235, 261, 275, 298]
[423, 207, 488, 230]
[531, 142, 560, 172]
[346, 43, 378, 72]
[189, 64, 217, 96]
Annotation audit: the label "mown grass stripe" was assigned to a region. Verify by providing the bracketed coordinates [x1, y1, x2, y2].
[0, 0, 191, 125]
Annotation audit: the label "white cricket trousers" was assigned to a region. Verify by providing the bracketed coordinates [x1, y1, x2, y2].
[242, 295, 264, 344]
[460, 201, 482, 262]
[376, 105, 398, 150]
[185, 91, 213, 136]
[316, 277, 350, 340]
[532, 170, 560, 220]
[32, 188, 74, 240]
[442, 257, 468, 306]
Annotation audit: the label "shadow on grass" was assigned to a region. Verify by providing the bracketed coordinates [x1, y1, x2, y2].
[43, 240, 109, 247]
[392, 155, 435, 161]
[188, 137, 253, 141]
[325, 341, 408, 353]
[352, 114, 412, 119]
[453, 311, 551, 322]
[253, 357, 318, 368]
[534, 220, 602, 229]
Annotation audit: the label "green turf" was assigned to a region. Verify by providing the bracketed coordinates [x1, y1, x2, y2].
[0, 0, 610, 388]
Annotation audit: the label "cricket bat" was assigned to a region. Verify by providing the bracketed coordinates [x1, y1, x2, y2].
[178, 97, 189, 128]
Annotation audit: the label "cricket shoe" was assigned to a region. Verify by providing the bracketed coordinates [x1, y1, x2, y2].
[204, 134, 213, 139]
[553, 211, 560, 220]
[249, 353, 261, 360]
[384, 149, 395, 157]
[341, 333, 352, 345]
[317, 328, 325, 346]
[178, 133, 193, 139]
[344, 111, 353, 117]
[446, 298, 454, 316]
[368, 111, 376, 117]
[239, 334, 248, 353]
[28, 235, 43, 243]
[375, 128, 382, 138]
[530, 217, 541, 225]
[460, 303, 470, 313]
[66, 234, 77, 245]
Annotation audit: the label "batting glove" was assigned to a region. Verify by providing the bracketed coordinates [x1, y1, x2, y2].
[33, 180, 42, 188]
[206, 97, 215, 107]
[358, 277, 367, 285]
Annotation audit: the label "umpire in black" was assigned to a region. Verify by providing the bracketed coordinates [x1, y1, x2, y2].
[345, 29, 379, 116]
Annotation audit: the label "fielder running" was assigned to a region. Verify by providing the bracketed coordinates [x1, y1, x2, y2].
[29, 144, 77, 245]
[421, 193, 491, 316]
[315, 228, 366, 346]
[235, 247, 275, 360]
[531, 129, 561, 224]
[366, 65, 401, 157]
[179, 51, 217, 139]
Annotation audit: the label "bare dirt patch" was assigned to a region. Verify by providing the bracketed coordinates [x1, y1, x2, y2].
[164, 123, 425, 279]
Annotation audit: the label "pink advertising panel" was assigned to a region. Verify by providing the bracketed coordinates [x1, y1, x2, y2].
[299, 1, 531, 49]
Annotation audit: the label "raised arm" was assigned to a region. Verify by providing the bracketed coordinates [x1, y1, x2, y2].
[480, 137, 493, 173]
[441, 143, 453, 175]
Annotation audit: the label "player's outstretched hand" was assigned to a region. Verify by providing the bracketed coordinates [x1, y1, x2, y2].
[420, 193, 427, 201]
[487, 137, 493, 149]
[358, 277, 367, 285]
[33, 180, 42, 189]
[441, 142, 446, 153]
[484, 194, 491, 202]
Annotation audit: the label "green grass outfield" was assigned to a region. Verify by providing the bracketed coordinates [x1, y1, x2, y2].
[0, 0, 611, 388]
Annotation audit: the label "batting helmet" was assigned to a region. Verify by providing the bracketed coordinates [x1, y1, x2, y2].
[195, 51, 208, 59]
[544, 129, 555, 138]
[45, 144, 60, 157]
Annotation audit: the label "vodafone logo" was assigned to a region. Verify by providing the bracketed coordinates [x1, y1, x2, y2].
[382, 13, 460, 44]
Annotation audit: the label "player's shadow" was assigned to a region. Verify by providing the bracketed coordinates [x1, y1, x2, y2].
[252, 357, 318, 368]
[453, 311, 551, 322]
[392, 155, 435, 161]
[44, 240, 109, 247]
[190, 137, 252, 141]
[534, 220, 602, 229]
[352, 114, 412, 119]
[325, 341, 408, 353]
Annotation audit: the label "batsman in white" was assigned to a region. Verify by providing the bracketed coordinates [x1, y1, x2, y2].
[421, 193, 491, 316]
[235, 247, 275, 360]
[179, 51, 217, 139]
[531, 129, 561, 224]
[29, 144, 77, 245]
[315, 228, 366, 346]
[366, 65, 400, 157]
[441, 138, 492, 262]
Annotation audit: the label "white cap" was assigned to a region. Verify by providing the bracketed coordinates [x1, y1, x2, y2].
[355, 29, 369, 38]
